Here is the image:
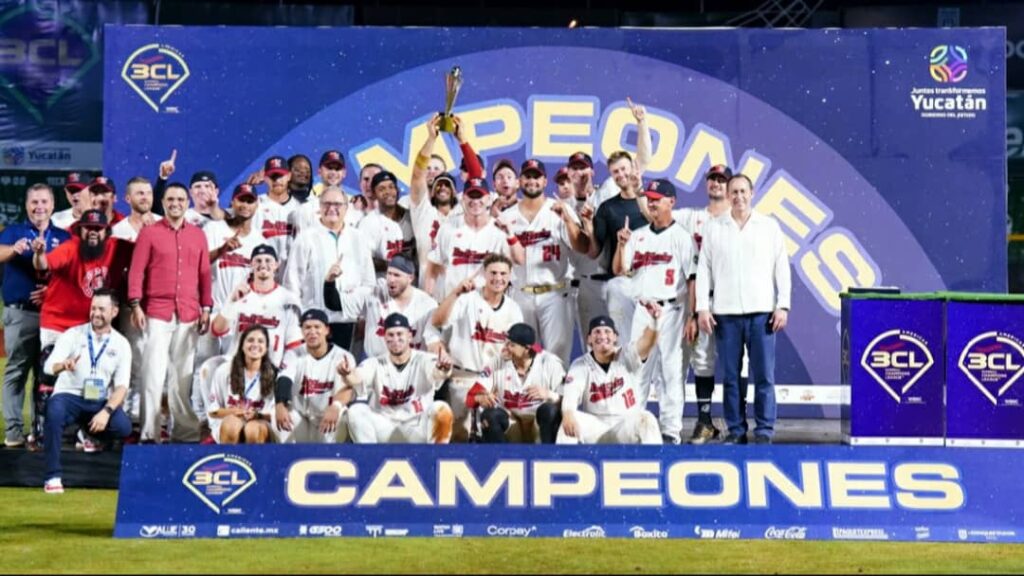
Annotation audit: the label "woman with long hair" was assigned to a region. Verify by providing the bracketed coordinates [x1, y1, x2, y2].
[206, 325, 278, 444]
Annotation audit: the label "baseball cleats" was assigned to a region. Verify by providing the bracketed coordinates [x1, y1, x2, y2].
[689, 422, 721, 445]
[44, 477, 64, 494]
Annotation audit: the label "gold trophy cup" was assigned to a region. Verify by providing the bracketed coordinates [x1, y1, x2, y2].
[439, 66, 463, 133]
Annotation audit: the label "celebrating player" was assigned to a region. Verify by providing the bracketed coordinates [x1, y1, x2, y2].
[206, 324, 278, 444]
[275, 309, 355, 444]
[557, 305, 663, 445]
[341, 313, 454, 444]
[465, 323, 564, 443]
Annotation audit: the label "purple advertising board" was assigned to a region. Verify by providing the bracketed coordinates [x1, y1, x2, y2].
[841, 296, 945, 444]
[946, 298, 1024, 446]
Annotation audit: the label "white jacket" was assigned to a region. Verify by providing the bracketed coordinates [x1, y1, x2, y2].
[283, 222, 375, 323]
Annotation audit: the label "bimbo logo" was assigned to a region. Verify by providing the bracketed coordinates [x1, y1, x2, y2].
[182, 454, 256, 514]
[121, 43, 190, 112]
[930, 45, 968, 83]
[957, 331, 1024, 405]
[860, 329, 934, 403]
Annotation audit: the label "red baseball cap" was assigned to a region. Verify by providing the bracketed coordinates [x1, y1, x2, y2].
[88, 176, 114, 194]
[232, 184, 257, 201]
[554, 166, 570, 183]
[464, 177, 490, 198]
[65, 172, 87, 193]
[264, 156, 289, 177]
[319, 150, 345, 169]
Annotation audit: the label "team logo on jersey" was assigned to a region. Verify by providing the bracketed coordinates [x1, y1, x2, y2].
[860, 329, 934, 403]
[452, 248, 489, 266]
[182, 454, 256, 514]
[299, 376, 333, 396]
[472, 323, 508, 344]
[503, 390, 539, 410]
[516, 230, 552, 247]
[238, 312, 282, 330]
[957, 331, 1024, 406]
[218, 252, 250, 269]
[630, 251, 673, 270]
[121, 43, 190, 113]
[261, 220, 292, 239]
[589, 377, 625, 403]
[80, 265, 109, 298]
[380, 386, 415, 406]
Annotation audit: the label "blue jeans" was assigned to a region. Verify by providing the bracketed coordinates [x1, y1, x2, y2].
[45, 393, 131, 480]
[715, 313, 777, 439]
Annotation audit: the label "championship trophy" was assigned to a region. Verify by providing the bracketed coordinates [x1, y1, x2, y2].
[439, 66, 463, 133]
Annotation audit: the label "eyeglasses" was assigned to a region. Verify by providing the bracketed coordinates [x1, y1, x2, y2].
[321, 201, 347, 209]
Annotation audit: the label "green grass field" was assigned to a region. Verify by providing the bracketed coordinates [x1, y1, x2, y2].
[4, 359, 1024, 573]
[1, 487, 1023, 574]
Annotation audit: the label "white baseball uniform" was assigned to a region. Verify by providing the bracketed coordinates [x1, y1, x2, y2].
[498, 199, 577, 365]
[254, 195, 298, 279]
[278, 345, 354, 444]
[192, 354, 229, 431]
[288, 196, 365, 239]
[478, 350, 565, 443]
[557, 345, 662, 445]
[283, 223, 376, 326]
[428, 219, 511, 298]
[212, 283, 304, 369]
[358, 211, 405, 266]
[328, 279, 439, 358]
[345, 350, 451, 443]
[203, 221, 264, 311]
[440, 290, 523, 441]
[621, 220, 695, 442]
[206, 361, 276, 444]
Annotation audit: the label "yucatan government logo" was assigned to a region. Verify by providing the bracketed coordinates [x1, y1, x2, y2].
[121, 43, 190, 112]
[929, 45, 968, 83]
[182, 454, 256, 514]
[860, 329, 934, 404]
[957, 332, 1024, 406]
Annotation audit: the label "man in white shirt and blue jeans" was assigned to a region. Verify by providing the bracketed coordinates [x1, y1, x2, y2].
[42, 289, 132, 493]
[696, 174, 791, 445]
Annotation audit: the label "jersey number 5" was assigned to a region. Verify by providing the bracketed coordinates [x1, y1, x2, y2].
[665, 269, 675, 286]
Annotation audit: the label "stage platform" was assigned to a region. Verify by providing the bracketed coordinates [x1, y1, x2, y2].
[0, 417, 842, 489]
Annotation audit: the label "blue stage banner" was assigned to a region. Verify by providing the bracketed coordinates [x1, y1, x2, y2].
[114, 444, 1023, 542]
[0, 0, 148, 169]
[102, 27, 1007, 389]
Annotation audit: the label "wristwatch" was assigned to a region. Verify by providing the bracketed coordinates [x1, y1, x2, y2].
[103, 405, 115, 416]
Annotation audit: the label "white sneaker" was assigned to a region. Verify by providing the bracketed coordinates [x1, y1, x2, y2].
[44, 477, 64, 494]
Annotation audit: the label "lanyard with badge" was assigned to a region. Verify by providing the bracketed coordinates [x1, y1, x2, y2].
[82, 332, 110, 401]
[243, 371, 260, 407]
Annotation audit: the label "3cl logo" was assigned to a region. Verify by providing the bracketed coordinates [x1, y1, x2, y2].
[182, 454, 256, 514]
[120, 43, 190, 112]
[958, 331, 1024, 405]
[861, 329, 934, 403]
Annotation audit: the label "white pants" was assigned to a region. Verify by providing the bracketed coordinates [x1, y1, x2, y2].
[347, 401, 452, 443]
[277, 408, 347, 444]
[512, 288, 574, 366]
[40, 328, 62, 350]
[141, 316, 199, 442]
[603, 276, 636, 346]
[632, 302, 686, 442]
[556, 410, 662, 445]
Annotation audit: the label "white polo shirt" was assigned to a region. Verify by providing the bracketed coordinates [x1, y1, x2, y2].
[44, 323, 132, 398]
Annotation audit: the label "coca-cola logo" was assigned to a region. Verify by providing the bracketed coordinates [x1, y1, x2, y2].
[764, 526, 808, 540]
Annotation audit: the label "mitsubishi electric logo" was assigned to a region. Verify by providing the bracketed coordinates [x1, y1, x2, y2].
[860, 329, 934, 403]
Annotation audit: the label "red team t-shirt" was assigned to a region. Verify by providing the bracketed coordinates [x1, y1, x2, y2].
[40, 236, 133, 332]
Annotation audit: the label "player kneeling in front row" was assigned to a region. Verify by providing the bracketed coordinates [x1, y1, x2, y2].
[275, 309, 355, 443]
[466, 323, 564, 443]
[557, 303, 663, 445]
[206, 325, 278, 444]
[341, 313, 454, 443]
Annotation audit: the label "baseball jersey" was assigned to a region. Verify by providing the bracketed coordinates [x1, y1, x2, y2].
[284, 223, 376, 325]
[254, 195, 298, 269]
[358, 211, 405, 263]
[486, 350, 565, 417]
[498, 199, 577, 288]
[621, 222, 695, 302]
[287, 345, 353, 418]
[203, 221, 264, 311]
[333, 279, 439, 358]
[428, 220, 512, 297]
[443, 290, 523, 374]
[207, 362, 274, 418]
[110, 215, 162, 243]
[213, 284, 304, 369]
[562, 345, 647, 418]
[353, 350, 447, 423]
[51, 208, 77, 231]
[44, 323, 131, 398]
[40, 237, 133, 332]
[672, 207, 713, 255]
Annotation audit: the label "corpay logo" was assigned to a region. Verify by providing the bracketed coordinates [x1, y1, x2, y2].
[487, 525, 537, 537]
[958, 331, 1024, 405]
[182, 453, 257, 514]
[861, 329, 934, 403]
